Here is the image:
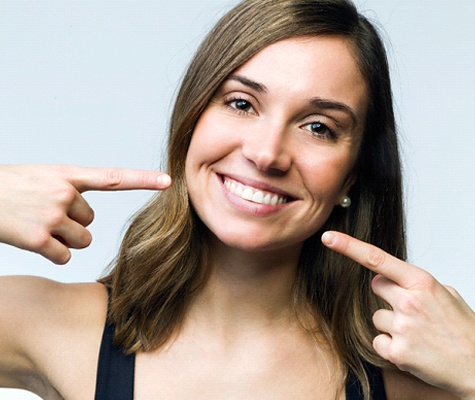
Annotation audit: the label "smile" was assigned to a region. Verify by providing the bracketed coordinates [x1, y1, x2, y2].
[223, 177, 288, 205]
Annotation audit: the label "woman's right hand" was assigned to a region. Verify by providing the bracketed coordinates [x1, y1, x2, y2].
[0, 165, 171, 264]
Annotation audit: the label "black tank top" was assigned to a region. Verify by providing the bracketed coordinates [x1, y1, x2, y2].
[94, 320, 387, 400]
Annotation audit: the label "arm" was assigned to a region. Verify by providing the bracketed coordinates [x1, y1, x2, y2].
[0, 164, 170, 393]
[0, 276, 63, 392]
[322, 231, 475, 400]
[0, 276, 109, 397]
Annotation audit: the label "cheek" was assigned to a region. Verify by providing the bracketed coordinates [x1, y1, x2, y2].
[185, 114, 214, 175]
[186, 111, 236, 168]
[184, 112, 234, 201]
[300, 150, 356, 199]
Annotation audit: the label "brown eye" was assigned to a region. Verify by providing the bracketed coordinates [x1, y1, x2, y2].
[232, 99, 252, 112]
[224, 96, 257, 115]
[310, 122, 327, 134]
[302, 121, 337, 140]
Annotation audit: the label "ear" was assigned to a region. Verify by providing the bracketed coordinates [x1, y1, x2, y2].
[343, 172, 357, 193]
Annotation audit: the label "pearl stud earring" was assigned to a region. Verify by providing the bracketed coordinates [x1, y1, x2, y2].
[339, 196, 351, 208]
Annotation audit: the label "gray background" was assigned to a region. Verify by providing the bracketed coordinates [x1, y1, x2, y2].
[1, 1, 474, 398]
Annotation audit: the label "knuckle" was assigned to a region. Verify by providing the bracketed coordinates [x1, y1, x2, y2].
[408, 270, 439, 295]
[391, 316, 412, 336]
[372, 333, 411, 370]
[397, 292, 423, 315]
[51, 164, 69, 176]
[384, 337, 413, 371]
[418, 272, 437, 291]
[46, 209, 66, 229]
[386, 343, 408, 369]
[28, 230, 51, 251]
[142, 173, 156, 189]
[105, 168, 124, 188]
[366, 247, 386, 270]
[55, 185, 77, 205]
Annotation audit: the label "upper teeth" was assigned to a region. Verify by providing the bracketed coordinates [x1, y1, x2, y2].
[224, 178, 287, 205]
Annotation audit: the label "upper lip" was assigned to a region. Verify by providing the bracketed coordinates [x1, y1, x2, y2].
[218, 173, 298, 201]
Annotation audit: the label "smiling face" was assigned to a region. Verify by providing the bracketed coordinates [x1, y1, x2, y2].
[185, 36, 368, 254]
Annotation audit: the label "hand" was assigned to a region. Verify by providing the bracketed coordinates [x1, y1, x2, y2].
[0, 165, 171, 265]
[322, 231, 475, 399]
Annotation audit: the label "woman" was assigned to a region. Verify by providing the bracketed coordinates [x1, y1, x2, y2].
[1, 0, 474, 399]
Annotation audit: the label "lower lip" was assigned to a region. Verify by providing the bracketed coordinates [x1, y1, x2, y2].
[218, 174, 290, 216]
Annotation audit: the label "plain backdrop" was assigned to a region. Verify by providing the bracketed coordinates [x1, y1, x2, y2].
[1, 1, 474, 398]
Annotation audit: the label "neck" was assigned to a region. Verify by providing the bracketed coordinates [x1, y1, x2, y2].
[188, 238, 304, 335]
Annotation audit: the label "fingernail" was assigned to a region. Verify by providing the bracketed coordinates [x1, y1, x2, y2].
[157, 174, 171, 187]
[321, 231, 335, 246]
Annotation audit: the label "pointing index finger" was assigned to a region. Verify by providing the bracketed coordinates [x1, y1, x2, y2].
[66, 166, 171, 193]
[321, 231, 420, 289]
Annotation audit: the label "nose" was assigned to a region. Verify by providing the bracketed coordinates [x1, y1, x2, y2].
[241, 122, 292, 174]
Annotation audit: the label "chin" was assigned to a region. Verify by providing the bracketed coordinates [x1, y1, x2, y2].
[208, 227, 305, 255]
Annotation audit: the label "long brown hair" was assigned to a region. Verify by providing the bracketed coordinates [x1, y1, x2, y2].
[100, 0, 405, 397]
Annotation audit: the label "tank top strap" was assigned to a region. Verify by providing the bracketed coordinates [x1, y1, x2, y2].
[345, 361, 387, 400]
[95, 288, 135, 400]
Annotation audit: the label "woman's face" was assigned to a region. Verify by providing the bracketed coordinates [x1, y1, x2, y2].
[185, 36, 368, 254]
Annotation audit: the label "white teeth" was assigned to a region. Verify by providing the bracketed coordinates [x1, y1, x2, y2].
[235, 184, 243, 197]
[242, 188, 254, 201]
[252, 191, 263, 203]
[224, 178, 287, 205]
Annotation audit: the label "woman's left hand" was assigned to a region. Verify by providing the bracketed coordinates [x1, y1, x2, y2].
[322, 231, 475, 399]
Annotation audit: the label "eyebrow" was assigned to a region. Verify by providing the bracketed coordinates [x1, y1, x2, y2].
[227, 74, 268, 94]
[226, 74, 359, 127]
[309, 97, 359, 127]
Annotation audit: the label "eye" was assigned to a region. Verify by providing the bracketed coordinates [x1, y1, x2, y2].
[302, 121, 337, 140]
[225, 97, 256, 115]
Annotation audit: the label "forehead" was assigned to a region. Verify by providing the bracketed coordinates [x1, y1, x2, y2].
[232, 35, 368, 123]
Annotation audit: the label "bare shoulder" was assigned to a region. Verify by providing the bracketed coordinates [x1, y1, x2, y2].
[0, 275, 108, 330]
[383, 368, 460, 400]
[0, 276, 109, 398]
